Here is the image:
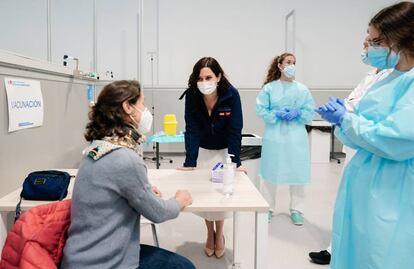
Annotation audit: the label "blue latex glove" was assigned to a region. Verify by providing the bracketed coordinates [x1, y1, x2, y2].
[316, 97, 345, 112]
[315, 97, 346, 125]
[283, 108, 302, 121]
[275, 110, 288, 120]
[317, 97, 346, 111]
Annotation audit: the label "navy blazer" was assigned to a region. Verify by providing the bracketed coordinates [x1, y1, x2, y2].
[183, 86, 243, 167]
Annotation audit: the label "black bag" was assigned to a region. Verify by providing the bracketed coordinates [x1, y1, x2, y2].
[15, 170, 72, 221]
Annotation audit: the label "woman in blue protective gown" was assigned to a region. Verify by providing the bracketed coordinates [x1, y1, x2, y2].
[256, 53, 315, 225]
[316, 2, 414, 268]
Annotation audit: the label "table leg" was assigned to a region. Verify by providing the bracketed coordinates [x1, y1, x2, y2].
[233, 212, 242, 268]
[156, 142, 160, 169]
[330, 125, 341, 164]
[255, 212, 268, 269]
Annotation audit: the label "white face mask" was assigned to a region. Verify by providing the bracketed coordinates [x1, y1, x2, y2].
[130, 106, 153, 134]
[197, 81, 217, 95]
[138, 107, 153, 134]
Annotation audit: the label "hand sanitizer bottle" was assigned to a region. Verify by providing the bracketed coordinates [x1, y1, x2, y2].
[223, 153, 235, 197]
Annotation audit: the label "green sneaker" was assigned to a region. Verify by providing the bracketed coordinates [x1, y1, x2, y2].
[291, 211, 304, 226]
[267, 211, 274, 222]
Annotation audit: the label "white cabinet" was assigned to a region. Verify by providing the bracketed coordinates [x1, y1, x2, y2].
[308, 120, 332, 163]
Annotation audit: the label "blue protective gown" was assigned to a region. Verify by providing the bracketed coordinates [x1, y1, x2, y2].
[256, 80, 315, 184]
[332, 68, 414, 269]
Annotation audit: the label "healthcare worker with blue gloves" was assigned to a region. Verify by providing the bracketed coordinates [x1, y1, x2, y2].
[316, 2, 414, 268]
[309, 37, 392, 265]
[256, 53, 315, 225]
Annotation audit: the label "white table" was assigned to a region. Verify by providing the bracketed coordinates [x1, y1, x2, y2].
[0, 169, 269, 269]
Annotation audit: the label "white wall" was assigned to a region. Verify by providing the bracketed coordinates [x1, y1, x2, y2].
[143, 0, 396, 88]
[155, 0, 285, 88]
[0, 0, 48, 60]
[51, 0, 94, 72]
[96, 0, 140, 80]
[292, 0, 394, 88]
[0, 0, 396, 86]
[0, 0, 142, 81]
[142, 0, 159, 86]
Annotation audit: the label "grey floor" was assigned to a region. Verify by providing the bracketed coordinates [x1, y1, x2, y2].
[140, 154, 344, 269]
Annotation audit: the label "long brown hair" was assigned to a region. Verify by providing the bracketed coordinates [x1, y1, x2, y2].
[263, 53, 295, 85]
[84, 80, 141, 142]
[370, 1, 414, 58]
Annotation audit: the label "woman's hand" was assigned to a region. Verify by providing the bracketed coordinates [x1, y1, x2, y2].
[236, 165, 248, 174]
[176, 166, 195, 171]
[151, 185, 162, 198]
[175, 190, 193, 209]
[315, 97, 346, 125]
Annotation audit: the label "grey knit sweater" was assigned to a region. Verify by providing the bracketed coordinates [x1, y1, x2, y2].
[61, 141, 181, 269]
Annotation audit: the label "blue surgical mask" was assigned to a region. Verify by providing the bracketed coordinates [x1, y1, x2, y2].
[283, 64, 296, 78]
[360, 49, 369, 65]
[362, 46, 400, 69]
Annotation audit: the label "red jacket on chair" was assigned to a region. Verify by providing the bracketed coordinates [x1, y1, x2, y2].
[0, 199, 71, 269]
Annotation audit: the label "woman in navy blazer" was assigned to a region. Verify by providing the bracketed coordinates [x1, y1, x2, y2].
[178, 57, 245, 258]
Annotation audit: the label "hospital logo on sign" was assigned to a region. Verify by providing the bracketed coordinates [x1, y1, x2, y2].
[8, 80, 30, 87]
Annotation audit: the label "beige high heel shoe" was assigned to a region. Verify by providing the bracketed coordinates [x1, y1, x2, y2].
[214, 235, 225, 259]
[204, 233, 215, 257]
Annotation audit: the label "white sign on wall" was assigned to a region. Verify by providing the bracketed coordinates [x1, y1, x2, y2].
[5, 77, 44, 132]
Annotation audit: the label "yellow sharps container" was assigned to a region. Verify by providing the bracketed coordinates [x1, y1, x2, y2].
[163, 114, 177, 135]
